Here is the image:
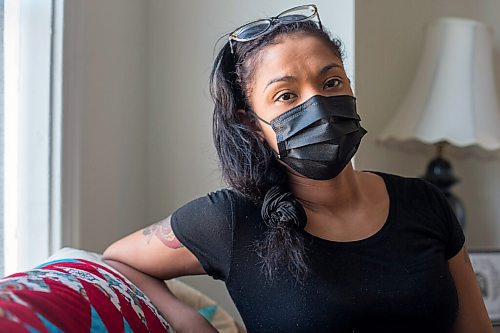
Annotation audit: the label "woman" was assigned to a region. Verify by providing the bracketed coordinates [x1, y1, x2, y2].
[103, 5, 493, 333]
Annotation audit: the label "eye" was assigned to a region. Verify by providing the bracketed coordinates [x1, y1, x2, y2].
[323, 78, 342, 90]
[275, 92, 297, 103]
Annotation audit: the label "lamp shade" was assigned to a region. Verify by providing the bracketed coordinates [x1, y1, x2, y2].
[378, 17, 500, 156]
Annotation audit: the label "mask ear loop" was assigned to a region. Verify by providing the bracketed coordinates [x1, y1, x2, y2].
[251, 111, 272, 126]
[248, 110, 283, 159]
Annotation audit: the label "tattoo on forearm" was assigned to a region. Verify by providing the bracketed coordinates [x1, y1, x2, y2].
[143, 217, 183, 249]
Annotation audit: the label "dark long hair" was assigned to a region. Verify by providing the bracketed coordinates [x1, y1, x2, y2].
[210, 20, 343, 282]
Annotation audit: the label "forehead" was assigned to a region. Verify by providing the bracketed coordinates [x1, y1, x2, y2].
[252, 34, 343, 81]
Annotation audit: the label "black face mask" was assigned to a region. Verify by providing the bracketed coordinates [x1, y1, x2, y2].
[257, 95, 367, 180]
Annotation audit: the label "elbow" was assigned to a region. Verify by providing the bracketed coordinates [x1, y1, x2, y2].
[102, 239, 136, 269]
[102, 248, 112, 260]
[102, 246, 113, 260]
[102, 242, 120, 261]
[101, 248, 128, 272]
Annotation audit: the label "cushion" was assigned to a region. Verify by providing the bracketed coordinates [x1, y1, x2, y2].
[0, 247, 244, 333]
[0, 257, 173, 332]
[166, 279, 242, 333]
[48, 247, 243, 332]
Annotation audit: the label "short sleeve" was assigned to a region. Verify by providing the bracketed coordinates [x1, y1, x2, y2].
[421, 180, 466, 260]
[170, 190, 234, 281]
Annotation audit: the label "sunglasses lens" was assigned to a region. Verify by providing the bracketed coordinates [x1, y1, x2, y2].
[229, 5, 320, 49]
[278, 6, 316, 22]
[234, 20, 271, 40]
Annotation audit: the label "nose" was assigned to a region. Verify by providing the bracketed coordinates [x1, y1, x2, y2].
[299, 83, 353, 104]
[300, 87, 326, 104]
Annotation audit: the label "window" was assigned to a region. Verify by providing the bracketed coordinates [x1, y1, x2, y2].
[2, 0, 62, 276]
[1, 0, 4, 277]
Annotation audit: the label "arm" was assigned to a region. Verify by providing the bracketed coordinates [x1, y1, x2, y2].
[103, 259, 217, 333]
[103, 216, 218, 333]
[448, 245, 494, 333]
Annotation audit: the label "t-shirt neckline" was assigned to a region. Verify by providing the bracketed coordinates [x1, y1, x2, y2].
[299, 171, 395, 248]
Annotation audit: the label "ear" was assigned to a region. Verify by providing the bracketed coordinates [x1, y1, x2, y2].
[236, 109, 265, 141]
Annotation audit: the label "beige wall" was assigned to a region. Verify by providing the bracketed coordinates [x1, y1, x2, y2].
[66, 0, 148, 251]
[354, 0, 500, 248]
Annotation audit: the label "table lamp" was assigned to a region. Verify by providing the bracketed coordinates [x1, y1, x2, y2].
[378, 17, 500, 229]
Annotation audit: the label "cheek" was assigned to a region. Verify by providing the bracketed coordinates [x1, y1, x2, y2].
[261, 125, 279, 152]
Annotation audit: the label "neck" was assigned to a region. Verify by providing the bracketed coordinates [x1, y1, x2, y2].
[287, 164, 362, 215]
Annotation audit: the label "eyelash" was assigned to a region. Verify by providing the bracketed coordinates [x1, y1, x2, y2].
[276, 92, 296, 102]
[323, 77, 342, 89]
[274, 78, 343, 103]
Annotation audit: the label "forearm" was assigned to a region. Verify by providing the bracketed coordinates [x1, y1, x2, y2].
[103, 258, 217, 333]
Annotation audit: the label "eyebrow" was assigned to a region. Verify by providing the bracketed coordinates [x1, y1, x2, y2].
[263, 63, 342, 92]
[320, 63, 342, 75]
[264, 75, 296, 92]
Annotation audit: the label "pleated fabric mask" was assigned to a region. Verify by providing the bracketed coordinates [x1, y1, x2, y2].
[256, 95, 367, 180]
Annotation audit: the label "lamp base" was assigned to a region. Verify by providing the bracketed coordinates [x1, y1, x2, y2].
[422, 156, 466, 229]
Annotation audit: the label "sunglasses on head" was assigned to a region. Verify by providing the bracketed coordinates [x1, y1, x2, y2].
[228, 4, 322, 54]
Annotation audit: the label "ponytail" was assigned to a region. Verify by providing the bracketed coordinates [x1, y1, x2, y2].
[256, 183, 309, 283]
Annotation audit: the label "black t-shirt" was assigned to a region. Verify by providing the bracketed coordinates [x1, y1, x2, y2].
[171, 172, 465, 333]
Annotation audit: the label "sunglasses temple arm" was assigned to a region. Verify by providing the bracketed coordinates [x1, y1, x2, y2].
[316, 11, 323, 31]
[229, 39, 235, 54]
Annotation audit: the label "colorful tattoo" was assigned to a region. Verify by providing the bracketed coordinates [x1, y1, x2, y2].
[143, 217, 183, 249]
